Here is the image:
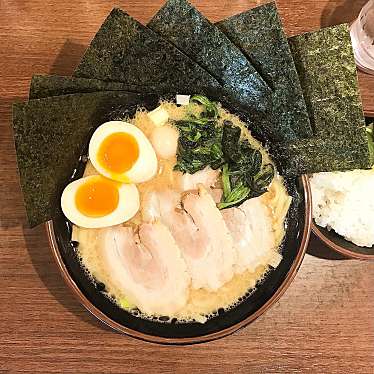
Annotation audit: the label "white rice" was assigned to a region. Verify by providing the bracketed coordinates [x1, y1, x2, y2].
[310, 169, 374, 247]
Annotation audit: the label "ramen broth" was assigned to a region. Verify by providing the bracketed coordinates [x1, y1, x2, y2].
[72, 101, 291, 323]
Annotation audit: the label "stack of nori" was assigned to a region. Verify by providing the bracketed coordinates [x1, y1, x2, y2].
[147, 0, 273, 130]
[74, 8, 222, 95]
[274, 24, 370, 176]
[29, 75, 135, 99]
[215, 2, 312, 142]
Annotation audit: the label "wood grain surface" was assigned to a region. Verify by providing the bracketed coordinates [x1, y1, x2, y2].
[1, 1, 373, 373]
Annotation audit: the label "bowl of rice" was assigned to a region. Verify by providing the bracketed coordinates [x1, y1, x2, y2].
[310, 113, 374, 260]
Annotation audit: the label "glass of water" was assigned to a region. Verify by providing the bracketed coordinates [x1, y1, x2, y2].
[350, 0, 374, 75]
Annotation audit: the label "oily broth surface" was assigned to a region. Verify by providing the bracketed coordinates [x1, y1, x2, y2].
[72, 101, 291, 323]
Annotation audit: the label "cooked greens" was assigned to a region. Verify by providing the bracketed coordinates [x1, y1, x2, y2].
[173, 96, 224, 174]
[174, 95, 274, 209]
[218, 163, 250, 209]
[219, 122, 274, 209]
[221, 120, 241, 161]
[190, 95, 219, 119]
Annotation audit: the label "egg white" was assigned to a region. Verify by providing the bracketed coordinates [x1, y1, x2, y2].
[89, 121, 158, 183]
[61, 175, 140, 229]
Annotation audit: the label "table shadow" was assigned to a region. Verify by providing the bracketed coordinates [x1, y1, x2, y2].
[49, 39, 86, 76]
[22, 223, 114, 332]
[306, 232, 349, 260]
[320, 0, 368, 27]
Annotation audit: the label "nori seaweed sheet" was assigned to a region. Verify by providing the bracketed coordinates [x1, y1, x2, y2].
[29, 75, 137, 99]
[28, 75, 258, 135]
[74, 8, 222, 95]
[13, 91, 159, 227]
[215, 2, 312, 142]
[147, 0, 272, 124]
[288, 24, 365, 138]
[272, 133, 371, 176]
[282, 24, 371, 173]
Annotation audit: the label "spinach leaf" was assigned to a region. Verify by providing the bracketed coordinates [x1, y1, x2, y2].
[248, 163, 275, 197]
[222, 120, 241, 162]
[190, 95, 219, 119]
[218, 163, 250, 209]
[217, 184, 250, 209]
[221, 164, 231, 199]
[174, 95, 224, 174]
[173, 95, 274, 208]
[218, 120, 274, 209]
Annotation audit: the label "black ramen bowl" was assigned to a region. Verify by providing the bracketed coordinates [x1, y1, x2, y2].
[47, 178, 311, 344]
[45, 96, 312, 344]
[311, 113, 374, 261]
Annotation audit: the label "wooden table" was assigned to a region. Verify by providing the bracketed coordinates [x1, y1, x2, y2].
[1, 1, 373, 373]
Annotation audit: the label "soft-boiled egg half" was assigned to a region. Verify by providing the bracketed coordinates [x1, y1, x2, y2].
[61, 175, 140, 228]
[89, 121, 158, 184]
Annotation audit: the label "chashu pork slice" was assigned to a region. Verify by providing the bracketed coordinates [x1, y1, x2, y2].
[99, 222, 190, 316]
[182, 187, 237, 290]
[175, 166, 222, 203]
[142, 186, 236, 291]
[222, 196, 281, 274]
[176, 166, 220, 192]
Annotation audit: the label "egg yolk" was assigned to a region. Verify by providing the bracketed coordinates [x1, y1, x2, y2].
[75, 177, 119, 217]
[98, 132, 139, 174]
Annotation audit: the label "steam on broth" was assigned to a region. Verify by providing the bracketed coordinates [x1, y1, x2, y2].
[70, 98, 292, 323]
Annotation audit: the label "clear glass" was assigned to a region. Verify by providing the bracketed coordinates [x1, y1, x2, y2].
[350, 0, 374, 75]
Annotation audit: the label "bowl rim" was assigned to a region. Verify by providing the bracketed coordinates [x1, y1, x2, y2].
[366, 109, 374, 117]
[45, 175, 312, 345]
[311, 222, 374, 260]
